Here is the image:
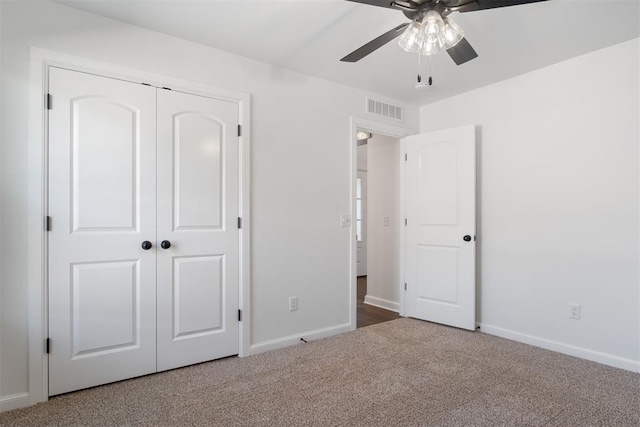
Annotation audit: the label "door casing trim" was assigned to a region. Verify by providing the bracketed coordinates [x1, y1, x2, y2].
[28, 47, 251, 406]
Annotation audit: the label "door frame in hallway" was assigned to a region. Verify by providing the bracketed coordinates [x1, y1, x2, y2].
[27, 48, 251, 406]
[348, 117, 413, 331]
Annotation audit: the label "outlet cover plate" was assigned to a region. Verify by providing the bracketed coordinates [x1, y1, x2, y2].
[289, 296, 298, 311]
[569, 303, 581, 320]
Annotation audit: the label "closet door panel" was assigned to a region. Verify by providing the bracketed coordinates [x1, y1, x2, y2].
[48, 67, 157, 396]
[156, 89, 240, 371]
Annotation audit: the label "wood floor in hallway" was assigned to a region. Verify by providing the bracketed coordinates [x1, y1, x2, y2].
[357, 276, 400, 328]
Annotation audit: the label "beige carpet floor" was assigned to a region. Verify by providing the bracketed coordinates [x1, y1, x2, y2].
[1, 318, 638, 426]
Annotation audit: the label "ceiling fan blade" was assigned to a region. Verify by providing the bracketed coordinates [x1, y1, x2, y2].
[446, 38, 478, 65]
[341, 23, 409, 62]
[456, 0, 548, 12]
[344, 0, 398, 9]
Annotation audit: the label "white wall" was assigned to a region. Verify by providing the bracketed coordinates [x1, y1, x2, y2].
[357, 144, 368, 171]
[420, 39, 640, 370]
[0, 0, 418, 408]
[365, 134, 401, 311]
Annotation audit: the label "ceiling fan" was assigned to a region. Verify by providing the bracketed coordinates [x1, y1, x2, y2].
[341, 0, 549, 65]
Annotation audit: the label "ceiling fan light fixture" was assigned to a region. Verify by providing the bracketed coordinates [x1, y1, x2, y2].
[421, 39, 443, 55]
[440, 17, 464, 50]
[422, 10, 445, 42]
[398, 21, 425, 53]
[419, 10, 445, 56]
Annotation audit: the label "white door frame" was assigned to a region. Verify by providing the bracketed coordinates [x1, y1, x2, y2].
[27, 48, 251, 405]
[349, 117, 413, 330]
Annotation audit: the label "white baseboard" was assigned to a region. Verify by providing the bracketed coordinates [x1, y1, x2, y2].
[0, 392, 30, 412]
[479, 323, 640, 373]
[364, 295, 400, 313]
[249, 323, 353, 355]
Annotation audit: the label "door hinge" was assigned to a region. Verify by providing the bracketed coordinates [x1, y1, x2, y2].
[404, 218, 407, 226]
[238, 309, 242, 322]
[45, 216, 52, 231]
[404, 283, 407, 291]
[237, 217, 242, 229]
[405, 153, 407, 161]
[45, 338, 51, 354]
[237, 124, 242, 137]
[46, 94, 52, 110]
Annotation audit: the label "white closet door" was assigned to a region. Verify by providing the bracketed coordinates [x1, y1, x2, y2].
[156, 89, 240, 371]
[48, 67, 157, 395]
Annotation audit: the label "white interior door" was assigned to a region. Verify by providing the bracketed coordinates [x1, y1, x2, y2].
[403, 125, 476, 330]
[48, 67, 158, 395]
[155, 89, 240, 371]
[356, 171, 367, 277]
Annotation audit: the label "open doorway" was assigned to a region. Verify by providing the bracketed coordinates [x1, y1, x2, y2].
[349, 118, 412, 330]
[355, 131, 401, 328]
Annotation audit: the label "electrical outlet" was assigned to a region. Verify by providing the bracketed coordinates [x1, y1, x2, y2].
[569, 303, 581, 320]
[289, 296, 298, 312]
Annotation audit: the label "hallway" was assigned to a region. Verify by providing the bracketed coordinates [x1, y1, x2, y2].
[356, 276, 400, 328]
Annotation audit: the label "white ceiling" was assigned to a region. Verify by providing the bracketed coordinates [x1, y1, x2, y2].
[54, 0, 639, 106]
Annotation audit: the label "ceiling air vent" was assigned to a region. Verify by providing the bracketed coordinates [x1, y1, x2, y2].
[366, 96, 403, 122]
